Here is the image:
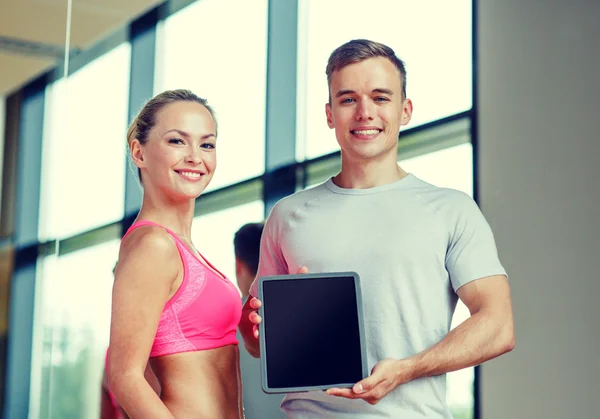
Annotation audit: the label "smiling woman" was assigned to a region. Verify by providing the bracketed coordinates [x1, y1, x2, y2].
[126, 90, 217, 184]
[108, 89, 245, 418]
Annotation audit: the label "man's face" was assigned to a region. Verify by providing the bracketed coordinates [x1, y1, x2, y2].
[325, 57, 412, 163]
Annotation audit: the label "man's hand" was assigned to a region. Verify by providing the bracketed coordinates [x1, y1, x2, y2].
[326, 358, 415, 405]
[240, 266, 309, 357]
[248, 266, 309, 339]
[247, 296, 262, 339]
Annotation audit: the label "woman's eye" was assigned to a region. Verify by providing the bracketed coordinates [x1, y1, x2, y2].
[201, 143, 215, 149]
[168, 138, 184, 144]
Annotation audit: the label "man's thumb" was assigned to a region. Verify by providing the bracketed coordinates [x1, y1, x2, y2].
[353, 379, 370, 394]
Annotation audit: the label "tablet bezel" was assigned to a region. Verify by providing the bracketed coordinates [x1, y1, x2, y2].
[257, 271, 368, 394]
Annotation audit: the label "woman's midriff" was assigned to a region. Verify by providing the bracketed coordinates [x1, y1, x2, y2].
[149, 344, 243, 419]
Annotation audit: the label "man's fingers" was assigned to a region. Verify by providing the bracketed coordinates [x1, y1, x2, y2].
[358, 386, 388, 405]
[328, 384, 387, 404]
[296, 266, 309, 274]
[353, 374, 382, 394]
[325, 388, 358, 398]
[249, 311, 262, 324]
[253, 324, 260, 339]
[250, 297, 262, 309]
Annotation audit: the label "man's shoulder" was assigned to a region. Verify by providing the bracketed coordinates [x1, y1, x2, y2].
[270, 181, 330, 216]
[399, 175, 482, 227]
[407, 175, 474, 207]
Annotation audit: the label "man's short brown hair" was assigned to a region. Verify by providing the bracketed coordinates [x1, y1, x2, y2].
[326, 39, 407, 99]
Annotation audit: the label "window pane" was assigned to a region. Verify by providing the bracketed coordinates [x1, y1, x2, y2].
[32, 240, 118, 419]
[159, 0, 268, 191]
[297, 0, 472, 159]
[399, 142, 474, 419]
[39, 44, 131, 240]
[191, 201, 265, 292]
[400, 143, 473, 196]
[0, 96, 5, 214]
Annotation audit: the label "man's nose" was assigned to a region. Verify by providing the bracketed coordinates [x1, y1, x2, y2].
[355, 100, 374, 120]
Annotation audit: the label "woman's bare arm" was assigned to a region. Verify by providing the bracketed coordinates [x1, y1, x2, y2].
[108, 227, 179, 419]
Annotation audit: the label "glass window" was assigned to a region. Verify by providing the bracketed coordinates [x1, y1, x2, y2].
[399, 142, 474, 419]
[297, 0, 472, 159]
[158, 0, 268, 191]
[0, 96, 5, 214]
[400, 143, 473, 196]
[31, 240, 119, 419]
[191, 201, 265, 293]
[38, 44, 131, 240]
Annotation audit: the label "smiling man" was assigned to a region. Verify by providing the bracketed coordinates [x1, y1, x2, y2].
[239, 39, 515, 418]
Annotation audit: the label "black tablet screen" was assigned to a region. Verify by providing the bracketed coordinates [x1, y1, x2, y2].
[262, 275, 363, 389]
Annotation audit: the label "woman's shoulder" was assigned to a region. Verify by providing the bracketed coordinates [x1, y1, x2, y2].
[118, 224, 179, 268]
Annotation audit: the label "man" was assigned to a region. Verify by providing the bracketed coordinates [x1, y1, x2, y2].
[234, 222, 285, 419]
[239, 39, 515, 418]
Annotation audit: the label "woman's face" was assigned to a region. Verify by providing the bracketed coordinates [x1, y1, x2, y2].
[133, 101, 217, 201]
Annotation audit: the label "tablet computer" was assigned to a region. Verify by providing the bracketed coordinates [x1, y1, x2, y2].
[257, 271, 368, 394]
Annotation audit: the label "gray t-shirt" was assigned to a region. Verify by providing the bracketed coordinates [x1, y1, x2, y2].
[250, 174, 506, 418]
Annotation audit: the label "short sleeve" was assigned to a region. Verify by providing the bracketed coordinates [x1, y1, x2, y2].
[249, 203, 289, 297]
[445, 192, 507, 291]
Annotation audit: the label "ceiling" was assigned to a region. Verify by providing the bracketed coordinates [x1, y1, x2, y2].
[0, 0, 164, 96]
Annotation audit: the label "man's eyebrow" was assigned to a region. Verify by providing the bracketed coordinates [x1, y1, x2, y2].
[335, 89, 356, 98]
[334, 88, 394, 98]
[372, 88, 394, 95]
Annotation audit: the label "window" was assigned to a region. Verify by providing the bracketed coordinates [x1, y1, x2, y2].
[32, 240, 119, 419]
[158, 0, 268, 191]
[400, 142, 473, 196]
[399, 142, 474, 419]
[191, 201, 265, 293]
[0, 96, 5, 215]
[38, 44, 131, 240]
[296, 0, 472, 159]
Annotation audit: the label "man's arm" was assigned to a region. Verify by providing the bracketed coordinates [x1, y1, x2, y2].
[239, 297, 262, 358]
[409, 274, 514, 377]
[237, 205, 291, 358]
[408, 192, 514, 376]
[328, 274, 515, 404]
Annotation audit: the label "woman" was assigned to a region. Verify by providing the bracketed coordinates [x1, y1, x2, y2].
[109, 89, 243, 418]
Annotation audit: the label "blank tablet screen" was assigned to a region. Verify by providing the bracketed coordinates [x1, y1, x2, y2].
[261, 274, 364, 390]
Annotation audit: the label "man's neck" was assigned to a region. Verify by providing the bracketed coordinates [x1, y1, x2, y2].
[334, 158, 407, 189]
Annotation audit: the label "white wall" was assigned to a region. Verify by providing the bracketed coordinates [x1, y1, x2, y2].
[477, 1, 600, 418]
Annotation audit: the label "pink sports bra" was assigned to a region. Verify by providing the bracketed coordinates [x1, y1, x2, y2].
[122, 220, 242, 357]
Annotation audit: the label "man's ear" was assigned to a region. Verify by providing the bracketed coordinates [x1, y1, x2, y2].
[400, 98, 413, 127]
[130, 139, 146, 169]
[326, 102, 335, 129]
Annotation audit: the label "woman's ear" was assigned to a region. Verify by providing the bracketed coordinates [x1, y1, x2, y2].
[130, 139, 145, 169]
